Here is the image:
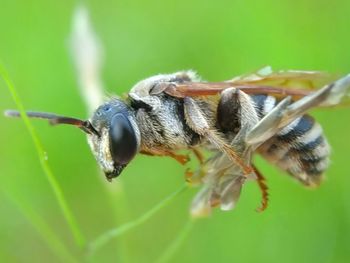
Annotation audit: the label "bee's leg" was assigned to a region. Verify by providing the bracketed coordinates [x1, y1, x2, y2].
[183, 96, 254, 175]
[165, 151, 190, 165]
[218, 88, 270, 211]
[191, 147, 205, 164]
[185, 148, 205, 183]
[140, 149, 190, 165]
[219, 88, 260, 144]
[253, 164, 269, 212]
[245, 96, 292, 146]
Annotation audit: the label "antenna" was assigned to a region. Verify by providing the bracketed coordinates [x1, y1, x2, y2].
[4, 110, 99, 136]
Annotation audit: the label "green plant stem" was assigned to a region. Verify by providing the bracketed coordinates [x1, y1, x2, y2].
[155, 218, 196, 263]
[0, 65, 86, 248]
[2, 189, 78, 263]
[105, 182, 132, 263]
[87, 184, 188, 258]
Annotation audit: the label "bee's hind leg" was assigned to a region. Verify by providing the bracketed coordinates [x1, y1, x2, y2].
[218, 88, 270, 211]
[245, 96, 292, 146]
[252, 164, 269, 212]
[183, 96, 254, 175]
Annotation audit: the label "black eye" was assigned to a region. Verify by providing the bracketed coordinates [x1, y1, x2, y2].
[109, 113, 138, 165]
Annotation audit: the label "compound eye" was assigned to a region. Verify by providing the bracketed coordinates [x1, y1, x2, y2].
[109, 114, 138, 165]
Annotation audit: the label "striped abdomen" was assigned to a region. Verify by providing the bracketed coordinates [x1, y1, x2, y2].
[251, 95, 330, 187]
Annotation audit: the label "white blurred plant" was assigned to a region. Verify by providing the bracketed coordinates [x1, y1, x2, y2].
[70, 5, 105, 115]
[68, 6, 193, 262]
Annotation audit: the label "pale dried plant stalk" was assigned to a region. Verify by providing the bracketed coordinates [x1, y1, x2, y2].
[69, 7, 194, 262]
[69, 6, 132, 261]
[70, 5, 105, 115]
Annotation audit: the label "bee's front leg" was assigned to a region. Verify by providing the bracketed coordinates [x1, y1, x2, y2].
[140, 149, 190, 165]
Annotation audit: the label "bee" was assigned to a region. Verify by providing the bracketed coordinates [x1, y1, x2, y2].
[5, 67, 350, 217]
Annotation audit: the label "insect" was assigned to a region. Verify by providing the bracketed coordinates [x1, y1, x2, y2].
[5, 66, 350, 217]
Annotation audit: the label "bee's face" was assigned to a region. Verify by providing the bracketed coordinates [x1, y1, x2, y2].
[88, 99, 141, 180]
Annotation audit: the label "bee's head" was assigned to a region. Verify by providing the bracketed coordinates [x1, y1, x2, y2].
[4, 98, 140, 181]
[88, 99, 140, 181]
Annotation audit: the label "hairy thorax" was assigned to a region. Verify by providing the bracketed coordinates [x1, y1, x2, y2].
[134, 94, 217, 153]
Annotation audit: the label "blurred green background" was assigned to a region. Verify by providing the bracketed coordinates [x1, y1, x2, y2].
[1, 0, 350, 262]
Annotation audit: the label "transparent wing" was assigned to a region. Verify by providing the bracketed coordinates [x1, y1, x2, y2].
[230, 66, 332, 90]
[231, 66, 350, 106]
[190, 152, 248, 217]
[164, 67, 350, 107]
